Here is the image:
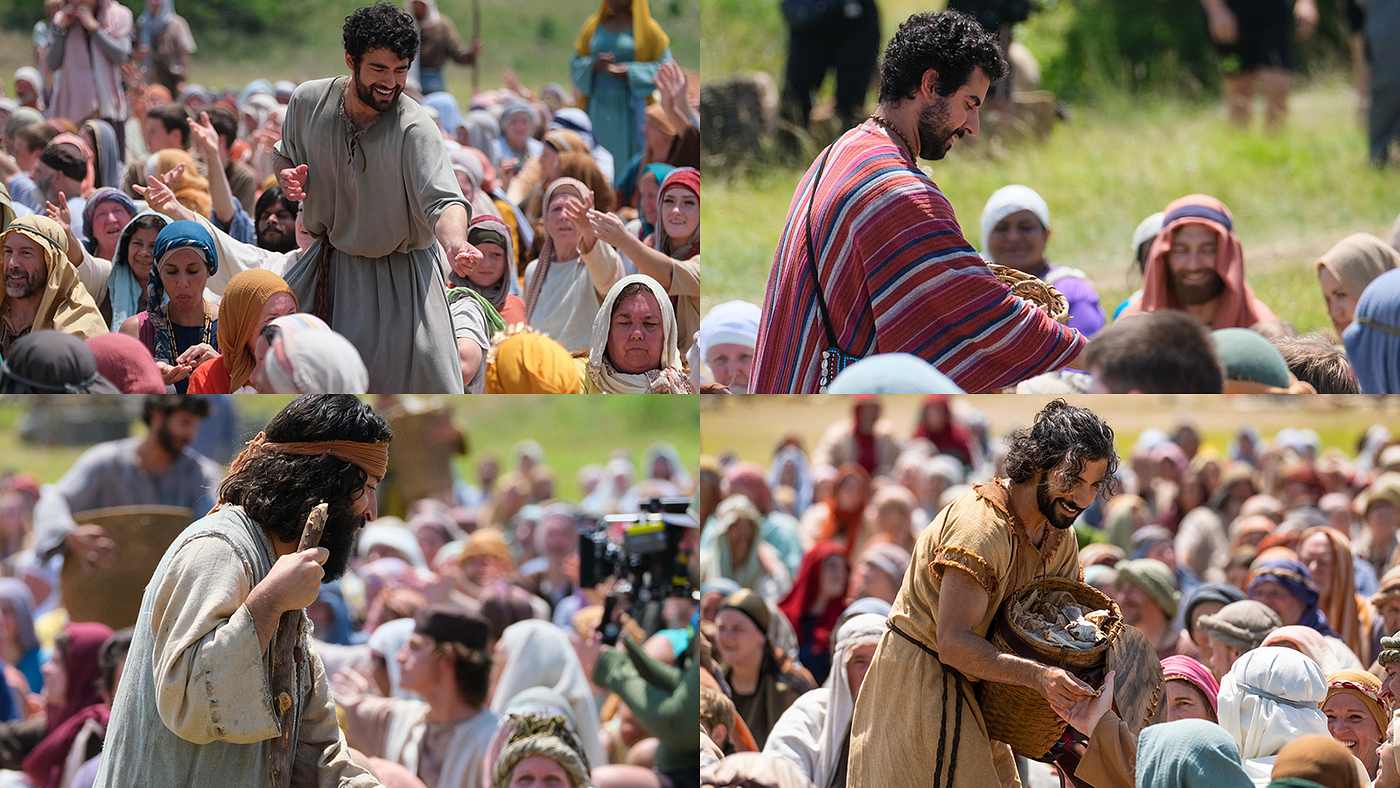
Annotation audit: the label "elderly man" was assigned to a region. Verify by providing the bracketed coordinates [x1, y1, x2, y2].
[1113, 559, 1200, 660]
[699, 300, 760, 393]
[0, 215, 105, 355]
[850, 400, 1118, 786]
[95, 394, 390, 788]
[1119, 194, 1277, 329]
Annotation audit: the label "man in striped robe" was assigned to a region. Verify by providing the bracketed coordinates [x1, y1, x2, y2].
[752, 11, 1086, 394]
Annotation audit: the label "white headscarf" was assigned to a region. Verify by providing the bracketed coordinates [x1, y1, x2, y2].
[587, 274, 692, 394]
[262, 318, 368, 394]
[489, 620, 607, 769]
[1216, 646, 1329, 763]
[405, 0, 440, 28]
[699, 300, 761, 361]
[979, 184, 1050, 261]
[366, 617, 423, 701]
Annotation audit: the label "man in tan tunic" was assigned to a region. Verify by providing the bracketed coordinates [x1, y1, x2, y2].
[849, 399, 1119, 787]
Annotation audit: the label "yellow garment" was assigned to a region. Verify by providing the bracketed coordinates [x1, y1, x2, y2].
[0, 216, 108, 342]
[574, 0, 669, 64]
[218, 269, 297, 391]
[459, 527, 514, 569]
[849, 481, 1081, 787]
[157, 148, 212, 218]
[484, 324, 582, 393]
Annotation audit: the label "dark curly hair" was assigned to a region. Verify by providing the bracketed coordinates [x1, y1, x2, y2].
[878, 11, 1008, 103]
[218, 395, 391, 545]
[343, 1, 420, 65]
[1003, 400, 1119, 495]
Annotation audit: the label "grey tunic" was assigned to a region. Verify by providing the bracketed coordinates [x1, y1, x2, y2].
[94, 506, 379, 788]
[275, 76, 468, 393]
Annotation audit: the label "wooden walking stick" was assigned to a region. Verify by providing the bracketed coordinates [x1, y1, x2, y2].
[268, 502, 329, 788]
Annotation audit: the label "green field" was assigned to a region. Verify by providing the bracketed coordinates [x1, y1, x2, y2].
[0, 395, 699, 503]
[1, 0, 700, 108]
[700, 0, 1400, 337]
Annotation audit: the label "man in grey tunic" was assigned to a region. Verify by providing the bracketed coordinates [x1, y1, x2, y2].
[274, 2, 482, 393]
[32, 394, 221, 569]
[95, 394, 391, 788]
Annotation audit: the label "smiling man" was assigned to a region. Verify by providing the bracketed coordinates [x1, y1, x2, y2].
[850, 400, 1118, 786]
[1119, 194, 1277, 329]
[273, 1, 481, 393]
[752, 11, 1085, 394]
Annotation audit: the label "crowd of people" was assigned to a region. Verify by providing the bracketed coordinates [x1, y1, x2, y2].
[0, 393, 700, 788]
[697, 396, 1400, 788]
[0, 0, 701, 395]
[703, 10, 1400, 396]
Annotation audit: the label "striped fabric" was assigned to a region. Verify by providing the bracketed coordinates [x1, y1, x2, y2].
[751, 124, 1087, 394]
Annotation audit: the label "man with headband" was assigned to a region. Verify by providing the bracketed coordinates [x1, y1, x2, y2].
[96, 395, 391, 788]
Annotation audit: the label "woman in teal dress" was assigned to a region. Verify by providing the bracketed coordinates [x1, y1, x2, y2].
[570, 0, 672, 164]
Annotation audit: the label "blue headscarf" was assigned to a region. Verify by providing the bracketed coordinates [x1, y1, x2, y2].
[312, 582, 366, 646]
[1343, 267, 1400, 394]
[237, 79, 275, 109]
[108, 211, 169, 331]
[1248, 558, 1338, 638]
[136, 0, 178, 47]
[1136, 718, 1252, 788]
[80, 188, 138, 254]
[148, 220, 218, 364]
[422, 92, 464, 137]
[637, 162, 676, 239]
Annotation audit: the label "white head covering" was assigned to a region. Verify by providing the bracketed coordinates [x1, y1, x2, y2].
[405, 0, 440, 28]
[489, 620, 607, 769]
[1132, 212, 1167, 254]
[357, 520, 427, 569]
[767, 444, 814, 515]
[366, 617, 423, 700]
[816, 614, 886, 786]
[588, 274, 691, 394]
[699, 300, 761, 360]
[979, 185, 1050, 260]
[262, 320, 368, 394]
[1216, 646, 1329, 762]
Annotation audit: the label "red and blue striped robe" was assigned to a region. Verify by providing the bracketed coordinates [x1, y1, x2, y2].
[751, 124, 1087, 394]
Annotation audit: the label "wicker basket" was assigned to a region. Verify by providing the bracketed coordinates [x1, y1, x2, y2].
[975, 577, 1123, 760]
[61, 505, 194, 631]
[989, 264, 1071, 324]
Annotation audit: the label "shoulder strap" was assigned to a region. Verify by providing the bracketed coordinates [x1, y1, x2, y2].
[803, 145, 845, 354]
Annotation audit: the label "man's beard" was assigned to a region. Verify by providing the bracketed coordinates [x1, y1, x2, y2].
[1170, 269, 1228, 306]
[155, 422, 189, 456]
[257, 224, 297, 253]
[319, 508, 365, 582]
[4, 268, 43, 300]
[916, 98, 962, 161]
[1037, 475, 1083, 530]
[354, 70, 401, 114]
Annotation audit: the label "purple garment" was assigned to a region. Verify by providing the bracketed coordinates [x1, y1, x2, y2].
[1044, 265, 1107, 338]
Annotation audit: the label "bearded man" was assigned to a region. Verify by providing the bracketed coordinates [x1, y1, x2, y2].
[95, 394, 390, 788]
[849, 400, 1118, 786]
[752, 11, 1085, 394]
[273, 1, 481, 393]
[1118, 194, 1276, 329]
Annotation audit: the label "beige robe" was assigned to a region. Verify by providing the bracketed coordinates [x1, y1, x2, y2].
[342, 695, 497, 788]
[848, 482, 1081, 787]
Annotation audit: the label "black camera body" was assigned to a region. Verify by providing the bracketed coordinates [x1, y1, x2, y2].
[579, 496, 695, 644]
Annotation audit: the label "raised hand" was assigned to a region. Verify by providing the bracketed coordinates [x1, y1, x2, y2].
[190, 111, 221, 157]
[133, 174, 195, 222]
[587, 208, 630, 247]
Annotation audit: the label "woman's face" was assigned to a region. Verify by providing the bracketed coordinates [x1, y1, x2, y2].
[469, 241, 506, 289]
[159, 248, 211, 313]
[986, 209, 1049, 273]
[127, 226, 160, 283]
[504, 113, 532, 148]
[607, 290, 664, 374]
[546, 194, 583, 251]
[540, 145, 561, 182]
[92, 202, 133, 257]
[1326, 692, 1382, 774]
[726, 517, 756, 563]
[1317, 266, 1360, 335]
[836, 475, 863, 511]
[455, 170, 475, 201]
[40, 646, 66, 709]
[1299, 533, 1335, 595]
[1250, 578, 1306, 626]
[247, 292, 296, 356]
[922, 402, 949, 432]
[660, 187, 699, 247]
[642, 117, 674, 159]
[508, 756, 571, 788]
[1162, 679, 1212, 723]
[638, 172, 660, 226]
[818, 554, 848, 601]
[714, 608, 765, 672]
[846, 642, 877, 698]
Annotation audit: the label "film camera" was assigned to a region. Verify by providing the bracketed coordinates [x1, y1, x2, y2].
[579, 497, 696, 644]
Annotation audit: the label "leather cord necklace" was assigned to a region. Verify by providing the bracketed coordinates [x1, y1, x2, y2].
[869, 113, 918, 160]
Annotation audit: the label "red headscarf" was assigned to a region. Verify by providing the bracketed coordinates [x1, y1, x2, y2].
[911, 395, 974, 465]
[821, 463, 870, 549]
[778, 541, 850, 656]
[851, 396, 879, 474]
[1121, 194, 1277, 329]
[23, 622, 113, 788]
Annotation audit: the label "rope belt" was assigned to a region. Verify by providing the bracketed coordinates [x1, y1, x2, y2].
[888, 620, 967, 788]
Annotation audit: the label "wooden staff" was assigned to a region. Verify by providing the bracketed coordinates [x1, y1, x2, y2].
[268, 502, 329, 788]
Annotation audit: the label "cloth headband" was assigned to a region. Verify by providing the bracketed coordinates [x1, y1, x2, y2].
[5, 226, 65, 256]
[1165, 204, 1233, 232]
[230, 431, 389, 479]
[1234, 679, 1320, 709]
[1356, 317, 1400, 338]
[1329, 679, 1380, 701]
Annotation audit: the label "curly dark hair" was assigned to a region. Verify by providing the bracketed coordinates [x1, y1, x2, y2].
[1003, 400, 1119, 495]
[218, 395, 391, 545]
[878, 11, 1008, 103]
[343, 1, 420, 65]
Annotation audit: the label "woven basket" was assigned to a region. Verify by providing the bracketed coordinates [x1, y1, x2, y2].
[61, 505, 194, 631]
[989, 264, 1071, 324]
[975, 577, 1123, 760]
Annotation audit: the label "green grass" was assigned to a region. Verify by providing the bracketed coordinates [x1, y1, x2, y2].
[0, 396, 699, 503]
[703, 77, 1400, 335]
[1, 0, 700, 107]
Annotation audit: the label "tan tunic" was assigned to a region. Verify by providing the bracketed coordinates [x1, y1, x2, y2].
[848, 482, 1081, 788]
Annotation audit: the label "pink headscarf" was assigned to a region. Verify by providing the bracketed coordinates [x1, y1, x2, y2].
[1161, 655, 1220, 715]
[1261, 625, 1339, 675]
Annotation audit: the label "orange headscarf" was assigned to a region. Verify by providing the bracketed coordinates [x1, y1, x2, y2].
[217, 269, 297, 392]
[1121, 194, 1277, 329]
[1301, 526, 1374, 665]
[820, 463, 870, 551]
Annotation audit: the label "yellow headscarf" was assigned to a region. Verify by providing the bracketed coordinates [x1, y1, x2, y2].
[574, 0, 670, 77]
[0, 216, 107, 342]
[217, 269, 297, 392]
[152, 149, 212, 219]
[484, 324, 582, 393]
